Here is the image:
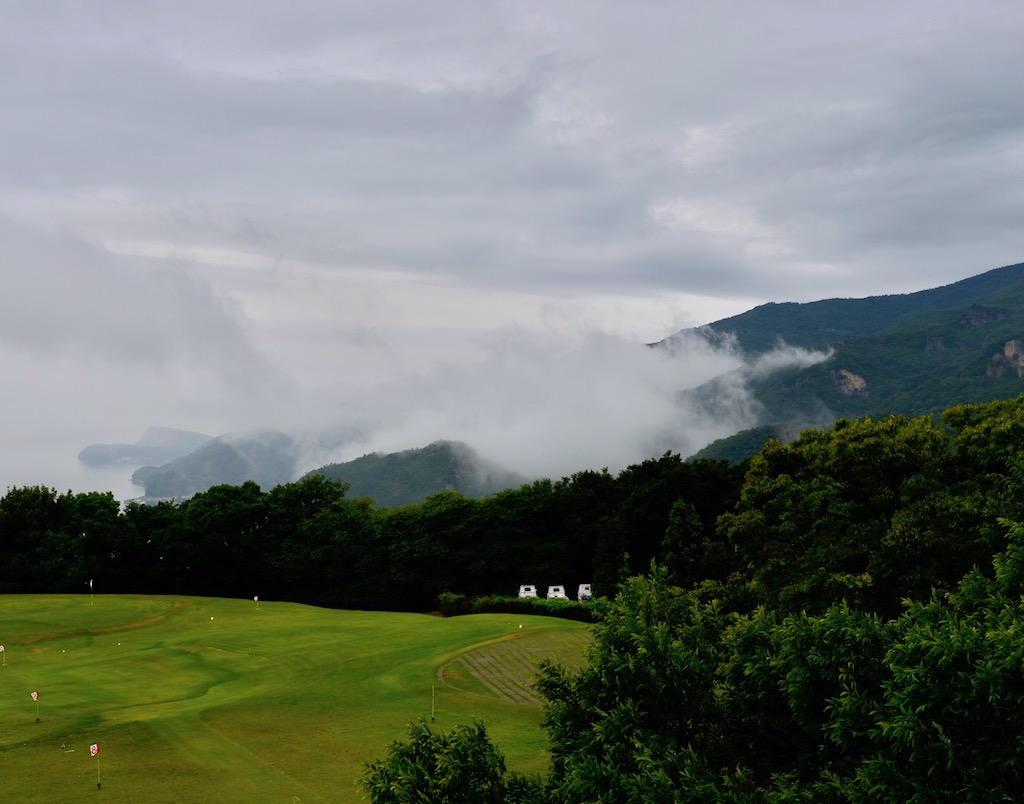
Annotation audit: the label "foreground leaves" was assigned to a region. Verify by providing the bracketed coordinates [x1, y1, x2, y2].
[537, 522, 1024, 800]
[361, 720, 543, 803]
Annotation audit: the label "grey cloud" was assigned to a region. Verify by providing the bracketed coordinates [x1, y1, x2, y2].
[2, 1, 1024, 496]
[0, 217, 280, 391]
[0, 56, 539, 190]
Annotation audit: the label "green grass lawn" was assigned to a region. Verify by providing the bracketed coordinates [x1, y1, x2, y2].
[0, 595, 591, 802]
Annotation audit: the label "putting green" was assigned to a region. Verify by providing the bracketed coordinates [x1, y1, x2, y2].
[0, 595, 591, 802]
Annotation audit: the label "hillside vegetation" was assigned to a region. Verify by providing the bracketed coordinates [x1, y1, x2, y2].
[306, 440, 528, 509]
[687, 262, 1024, 459]
[667, 261, 1024, 355]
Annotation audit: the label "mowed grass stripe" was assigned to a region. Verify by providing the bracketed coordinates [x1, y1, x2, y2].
[443, 628, 592, 706]
[460, 648, 537, 704]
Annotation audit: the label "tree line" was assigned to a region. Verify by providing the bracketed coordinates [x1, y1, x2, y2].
[3, 396, 1022, 618]
[361, 395, 1024, 801]
[0, 450, 745, 611]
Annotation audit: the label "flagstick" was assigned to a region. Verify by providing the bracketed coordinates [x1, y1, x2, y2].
[97, 757, 101, 789]
[431, 685, 435, 722]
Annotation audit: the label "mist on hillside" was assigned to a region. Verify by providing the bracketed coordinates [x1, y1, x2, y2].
[0, 310, 831, 498]
[290, 329, 827, 482]
[0, 217, 828, 495]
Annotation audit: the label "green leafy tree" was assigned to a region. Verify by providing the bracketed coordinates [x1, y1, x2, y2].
[837, 520, 1024, 800]
[263, 475, 372, 605]
[379, 491, 486, 608]
[615, 454, 741, 574]
[534, 523, 1024, 800]
[943, 394, 1024, 476]
[121, 499, 183, 593]
[470, 479, 562, 595]
[661, 499, 736, 588]
[0, 485, 71, 592]
[719, 415, 956, 615]
[43, 491, 123, 592]
[174, 481, 267, 596]
[552, 469, 618, 590]
[361, 719, 542, 803]
[537, 566, 737, 801]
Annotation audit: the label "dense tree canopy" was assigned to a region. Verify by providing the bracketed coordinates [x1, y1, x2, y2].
[718, 411, 1010, 616]
[0, 456, 742, 609]
[533, 521, 1024, 800]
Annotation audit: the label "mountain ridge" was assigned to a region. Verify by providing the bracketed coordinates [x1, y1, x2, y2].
[660, 261, 1024, 355]
[304, 440, 529, 509]
[686, 261, 1024, 459]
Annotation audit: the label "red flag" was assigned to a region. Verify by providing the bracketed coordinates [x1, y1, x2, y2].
[31, 691, 38, 701]
[90, 743, 100, 756]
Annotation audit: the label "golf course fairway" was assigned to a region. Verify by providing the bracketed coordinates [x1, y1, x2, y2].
[0, 595, 592, 802]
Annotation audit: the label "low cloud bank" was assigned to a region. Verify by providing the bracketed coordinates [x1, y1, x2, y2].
[296, 329, 828, 481]
[0, 214, 830, 493]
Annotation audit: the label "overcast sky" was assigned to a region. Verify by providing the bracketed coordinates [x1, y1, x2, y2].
[3, 1, 1023, 496]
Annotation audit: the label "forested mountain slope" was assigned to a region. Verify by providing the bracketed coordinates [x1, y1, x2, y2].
[664, 261, 1024, 355]
[689, 261, 1024, 459]
[305, 440, 527, 508]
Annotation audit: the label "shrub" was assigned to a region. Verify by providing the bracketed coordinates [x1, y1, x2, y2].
[361, 719, 543, 803]
[436, 591, 472, 617]
[471, 595, 600, 623]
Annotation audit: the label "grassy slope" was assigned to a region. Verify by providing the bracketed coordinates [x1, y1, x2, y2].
[0, 595, 589, 802]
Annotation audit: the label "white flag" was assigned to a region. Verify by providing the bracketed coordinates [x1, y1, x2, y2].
[89, 579, 93, 589]
[31, 691, 38, 701]
[0, 645, 5, 652]
[90, 743, 100, 756]
[254, 596, 258, 602]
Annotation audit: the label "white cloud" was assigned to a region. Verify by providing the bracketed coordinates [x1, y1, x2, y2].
[304, 328, 751, 480]
[748, 345, 833, 379]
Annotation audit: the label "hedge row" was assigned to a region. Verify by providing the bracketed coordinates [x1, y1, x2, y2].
[436, 592, 601, 622]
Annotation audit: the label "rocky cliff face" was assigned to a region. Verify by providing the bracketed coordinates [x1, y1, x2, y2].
[831, 368, 869, 397]
[987, 340, 1024, 378]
